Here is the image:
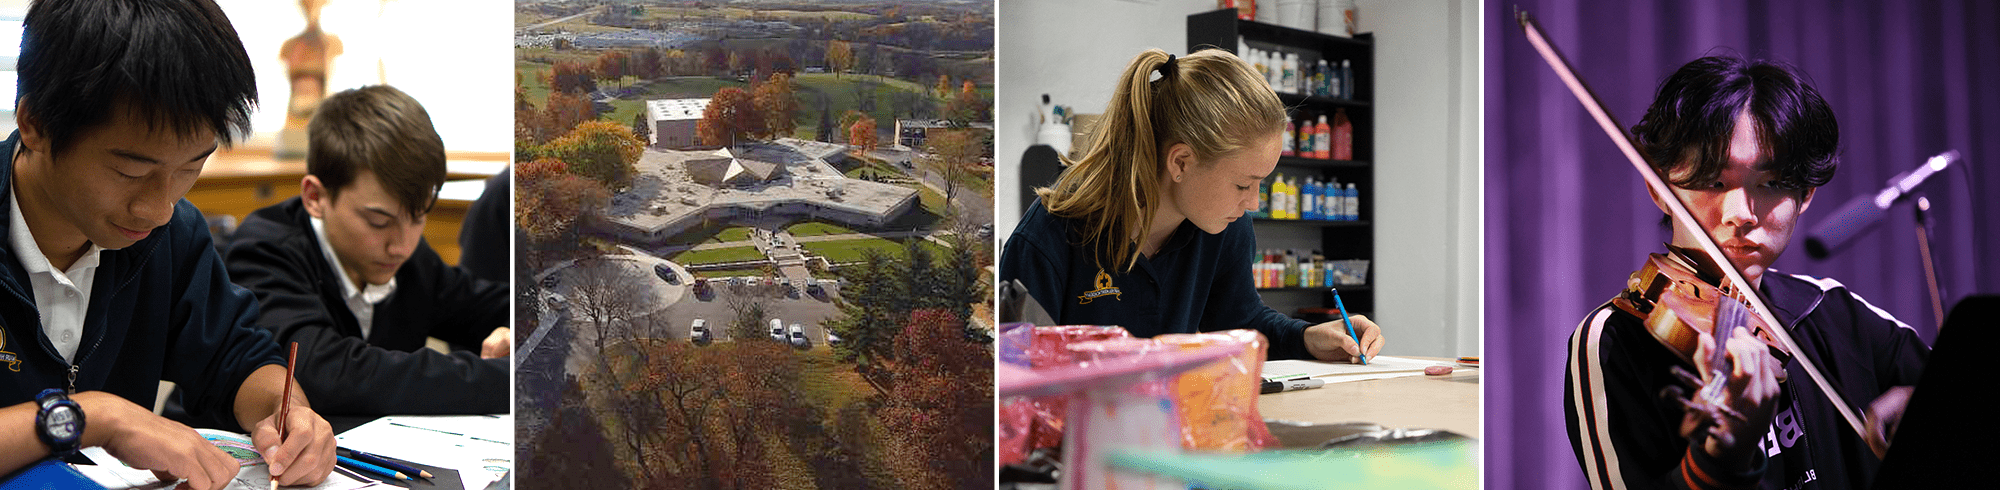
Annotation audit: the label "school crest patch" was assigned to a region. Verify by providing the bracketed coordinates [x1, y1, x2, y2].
[0, 331, 20, 372]
[1077, 268, 1123, 305]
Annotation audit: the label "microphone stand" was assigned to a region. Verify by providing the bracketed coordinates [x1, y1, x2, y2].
[1914, 195, 1944, 332]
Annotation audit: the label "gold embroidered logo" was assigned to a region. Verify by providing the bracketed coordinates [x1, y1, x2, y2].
[1077, 269, 1123, 305]
[0, 331, 20, 372]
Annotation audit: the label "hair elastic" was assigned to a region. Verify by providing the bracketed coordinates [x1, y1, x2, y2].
[1157, 54, 1178, 79]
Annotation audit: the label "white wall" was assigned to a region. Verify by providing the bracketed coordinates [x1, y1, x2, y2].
[996, 0, 1480, 359]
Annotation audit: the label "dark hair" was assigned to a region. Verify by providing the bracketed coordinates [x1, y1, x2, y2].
[1631, 55, 1838, 193]
[308, 85, 446, 220]
[17, 0, 257, 154]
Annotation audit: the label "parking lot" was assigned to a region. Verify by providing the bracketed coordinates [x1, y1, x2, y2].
[539, 254, 847, 368]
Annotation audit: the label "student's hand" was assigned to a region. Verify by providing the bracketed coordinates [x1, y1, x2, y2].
[249, 401, 335, 487]
[1865, 386, 1915, 459]
[1304, 314, 1384, 363]
[482, 327, 512, 359]
[72, 392, 239, 490]
[1692, 327, 1783, 472]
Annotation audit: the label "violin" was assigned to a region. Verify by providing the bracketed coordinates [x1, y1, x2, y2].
[1613, 245, 1791, 372]
[1517, 10, 1870, 438]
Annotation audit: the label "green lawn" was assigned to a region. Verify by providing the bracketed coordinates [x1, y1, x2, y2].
[786, 221, 858, 237]
[659, 223, 756, 246]
[669, 246, 766, 265]
[802, 238, 948, 264]
[713, 226, 754, 243]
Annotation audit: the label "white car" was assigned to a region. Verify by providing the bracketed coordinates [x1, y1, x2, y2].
[689, 319, 709, 344]
[769, 319, 786, 342]
[788, 323, 810, 349]
[826, 331, 842, 346]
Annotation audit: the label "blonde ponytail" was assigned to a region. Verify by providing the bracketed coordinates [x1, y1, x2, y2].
[1036, 48, 1287, 272]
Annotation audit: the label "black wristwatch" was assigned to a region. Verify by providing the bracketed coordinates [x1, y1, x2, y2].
[35, 389, 84, 457]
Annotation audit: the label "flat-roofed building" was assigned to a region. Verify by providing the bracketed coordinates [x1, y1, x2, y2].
[646, 98, 710, 149]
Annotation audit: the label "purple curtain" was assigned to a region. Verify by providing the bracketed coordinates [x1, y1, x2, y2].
[1484, 0, 2000, 488]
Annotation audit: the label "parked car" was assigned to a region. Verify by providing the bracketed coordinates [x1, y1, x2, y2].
[693, 277, 710, 295]
[746, 277, 761, 287]
[977, 223, 993, 239]
[654, 264, 680, 285]
[769, 319, 786, 342]
[826, 331, 842, 346]
[690, 319, 709, 344]
[783, 280, 800, 298]
[806, 279, 825, 297]
[788, 323, 810, 349]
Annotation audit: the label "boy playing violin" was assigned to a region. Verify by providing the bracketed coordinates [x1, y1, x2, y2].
[1563, 56, 1926, 490]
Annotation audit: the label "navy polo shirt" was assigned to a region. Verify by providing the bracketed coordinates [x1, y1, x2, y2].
[999, 200, 1315, 360]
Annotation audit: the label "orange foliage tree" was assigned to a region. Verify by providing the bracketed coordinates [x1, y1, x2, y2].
[548, 60, 597, 95]
[515, 157, 610, 241]
[594, 50, 630, 90]
[847, 114, 878, 153]
[752, 73, 799, 139]
[697, 87, 761, 147]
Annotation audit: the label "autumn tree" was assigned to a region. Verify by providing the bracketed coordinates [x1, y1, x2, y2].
[847, 114, 878, 153]
[545, 120, 645, 189]
[879, 309, 994, 488]
[542, 91, 598, 141]
[635, 48, 663, 80]
[920, 129, 985, 208]
[943, 81, 989, 127]
[594, 50, 630, 90]
[825, 40, 854, 78]
[549, 60, 597, 95]
[934, 74, 950, 98]
[697, 87, 761, 147]
[515, 157, 610, 241]
[752, 73, 799, 139]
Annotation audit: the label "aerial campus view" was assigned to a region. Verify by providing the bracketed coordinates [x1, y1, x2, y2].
[511, 1, 995, 488]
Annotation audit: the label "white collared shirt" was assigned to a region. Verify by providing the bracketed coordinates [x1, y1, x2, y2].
[7, 187, 105, 363]
[309, 216, 396, 340]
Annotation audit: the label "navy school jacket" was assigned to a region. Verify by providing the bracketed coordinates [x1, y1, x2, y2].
[0, 132, 284, 430]
[1000, 200, 1315, 360]
[224, 197, 508, 415]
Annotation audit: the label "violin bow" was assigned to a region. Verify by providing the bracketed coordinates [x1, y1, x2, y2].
[1515, 8, 1868, 438]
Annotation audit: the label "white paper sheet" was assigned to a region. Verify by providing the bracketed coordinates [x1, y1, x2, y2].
[75, 445, 377, 490]
[336, 414, 513, 490]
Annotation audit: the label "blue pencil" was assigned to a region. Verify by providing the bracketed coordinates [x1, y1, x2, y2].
[1331, 288, 1366, 365]
[336, 455, 411, 482]
[343, 448, 434, 479]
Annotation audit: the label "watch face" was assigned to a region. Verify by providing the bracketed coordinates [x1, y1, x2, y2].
[46, 406, 78, 441]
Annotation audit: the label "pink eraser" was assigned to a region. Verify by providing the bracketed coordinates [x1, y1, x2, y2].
[1425, 365, 1452, 375]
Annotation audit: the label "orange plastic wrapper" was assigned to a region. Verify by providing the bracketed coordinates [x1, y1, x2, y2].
[1064, 330, 1278, 452]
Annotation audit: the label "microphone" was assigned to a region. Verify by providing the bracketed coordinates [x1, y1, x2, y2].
[1804, 151, 1959, 259]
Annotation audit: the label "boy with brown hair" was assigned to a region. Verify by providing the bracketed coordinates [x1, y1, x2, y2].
[225, 85, 509, 416]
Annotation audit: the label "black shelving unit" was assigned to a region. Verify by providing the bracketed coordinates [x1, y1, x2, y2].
[1189, 9, 1375, 321]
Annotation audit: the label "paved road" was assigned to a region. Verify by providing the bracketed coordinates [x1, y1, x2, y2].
[520, 6, 600, 32]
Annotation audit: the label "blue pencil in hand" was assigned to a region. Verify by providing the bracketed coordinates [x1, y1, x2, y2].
[1331, 288, 1366, 365]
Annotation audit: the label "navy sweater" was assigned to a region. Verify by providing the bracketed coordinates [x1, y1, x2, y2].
[0, 132, 283, 430]
[1000, 200, 1314, 360]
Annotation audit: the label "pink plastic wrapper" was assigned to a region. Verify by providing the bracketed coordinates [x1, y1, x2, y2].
[999, 325, 1133, 466]
[1064, 330, 1278, 452]
[995, 325, 1277, 467]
